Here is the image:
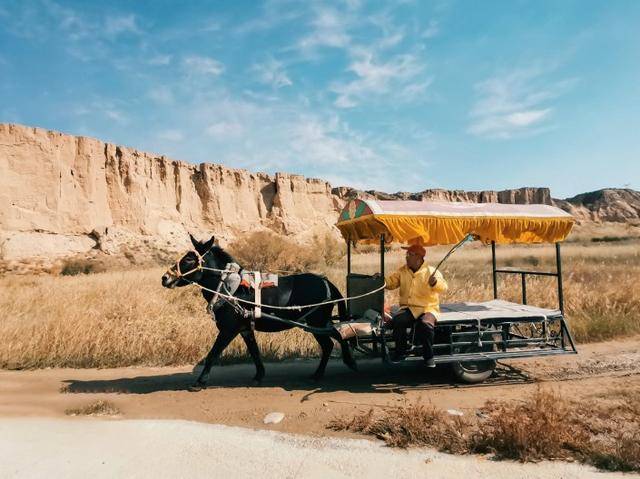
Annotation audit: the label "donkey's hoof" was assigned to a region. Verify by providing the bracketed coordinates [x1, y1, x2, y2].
[189, 380, 206, 392]
[251, 377, 263, 386]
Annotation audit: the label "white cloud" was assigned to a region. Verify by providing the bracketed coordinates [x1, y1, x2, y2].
[505, 109, 551, 127]
[235, 0, 304, 35]
[422, 20, 439, 39]
[105, 14, 140, 36]
[105, 109, 128, 124]
[368, 11, 405, 50]
[157, 129, 184, 142]
[201, 20, 221, 32]
[332, 51, 426, 108]
[72, 105, 90, 116]
[206, 121, 244, 138]
[290, 118, 377, 166]
[135, 85, 434, 192]
[148, 86, 174, 105]
[252, 58, 292, 88]
[296, 6, 352, 54]
[468, 67, 575, 139]
[148, 54, 172, 66]
[183, 55, 224, 76]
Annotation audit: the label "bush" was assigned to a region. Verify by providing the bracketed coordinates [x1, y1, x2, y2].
[329, 388, 640, 472]
[328, 403, 471, 453]
[228, 230, 344, 273]
[60, 259, 96, 276]
[591, 236, 627, 243]
[472, 389, 589, 461]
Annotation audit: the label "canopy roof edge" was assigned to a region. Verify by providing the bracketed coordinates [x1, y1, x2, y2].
[336, 198, 574, 245]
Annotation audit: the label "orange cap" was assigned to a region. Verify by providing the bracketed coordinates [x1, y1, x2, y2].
[402, 244, 426, 257]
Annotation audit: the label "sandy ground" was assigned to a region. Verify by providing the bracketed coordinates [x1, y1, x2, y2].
[0, 418, 632, 479]
[1, 337, 639, 435]
[1, 337, 639, 477]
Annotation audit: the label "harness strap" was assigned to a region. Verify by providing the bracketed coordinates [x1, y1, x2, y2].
[253, 271, 262, 329]
[193, 280, 386, 310]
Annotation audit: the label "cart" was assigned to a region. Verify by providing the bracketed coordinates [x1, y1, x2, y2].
[335, 198, 577, 383]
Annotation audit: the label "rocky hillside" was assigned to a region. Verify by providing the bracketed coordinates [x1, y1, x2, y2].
[554, 189, 640, 223]
[1, 123, 637, 264]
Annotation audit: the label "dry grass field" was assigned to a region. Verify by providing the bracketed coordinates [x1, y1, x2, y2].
[0, 234, 638, 369]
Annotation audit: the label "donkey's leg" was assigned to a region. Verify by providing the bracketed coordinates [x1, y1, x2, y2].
[326, 305, 358, 372]
[328, 329, 358, 371]
[311, 333, 334, 380]
[339, 338, 358, 371]
[240, 330, 265, 384]
[193, 328, 238, 390]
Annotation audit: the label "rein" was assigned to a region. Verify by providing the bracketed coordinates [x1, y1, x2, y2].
[183, 275, 387, 311]
[166, 246, 386, 311]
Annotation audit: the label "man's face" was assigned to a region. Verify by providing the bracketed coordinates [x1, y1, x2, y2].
[406, 250, 424, 271]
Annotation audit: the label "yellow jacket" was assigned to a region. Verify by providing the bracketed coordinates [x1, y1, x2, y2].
[385, 263, 448, 319]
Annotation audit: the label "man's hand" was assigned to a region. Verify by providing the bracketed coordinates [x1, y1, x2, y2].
[428, 275, 437, 287]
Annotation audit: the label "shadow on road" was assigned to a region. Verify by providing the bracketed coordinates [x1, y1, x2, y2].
[61, 358, 532, 395]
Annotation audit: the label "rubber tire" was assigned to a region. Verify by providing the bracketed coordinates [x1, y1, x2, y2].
[451, 359, 496, 384]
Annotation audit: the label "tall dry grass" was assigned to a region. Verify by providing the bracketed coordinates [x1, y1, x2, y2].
[0, 235, 638, 369]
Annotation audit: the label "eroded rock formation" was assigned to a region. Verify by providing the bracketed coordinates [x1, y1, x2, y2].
[1, 123, 637, 264]
[333, 186, 553, 205]
[553, 189, 640, 223]
[0, 124, 339, 261]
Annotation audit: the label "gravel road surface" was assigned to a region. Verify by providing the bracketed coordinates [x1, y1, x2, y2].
[0, 418, 632, 479]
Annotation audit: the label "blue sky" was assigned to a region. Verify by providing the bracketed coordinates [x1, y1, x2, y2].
[1, 0, 638, 198]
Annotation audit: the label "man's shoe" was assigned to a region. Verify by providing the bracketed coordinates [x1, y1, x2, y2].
[424, 357, 436, 368]
[390, 350, 406, 363]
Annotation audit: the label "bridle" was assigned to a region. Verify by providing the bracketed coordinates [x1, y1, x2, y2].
[165, 245, 230, 280]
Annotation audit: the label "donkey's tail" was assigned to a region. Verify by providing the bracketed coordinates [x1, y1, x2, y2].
[327, 281, 347, 322]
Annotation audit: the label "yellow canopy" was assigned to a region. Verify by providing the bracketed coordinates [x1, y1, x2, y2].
[336, 199, 574, 245]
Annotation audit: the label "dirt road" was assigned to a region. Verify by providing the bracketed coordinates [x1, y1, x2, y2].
[1, 337, 639, 436]
[1, 338, 639, 478]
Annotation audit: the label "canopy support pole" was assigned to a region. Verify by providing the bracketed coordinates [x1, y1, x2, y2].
[491, 241, 498, 299]
[347, 236, 351, 275]
[379, 234, 385, 278]
[347, 236, 351, 317]
[375, 234, 385, 355]
[556, 242, 564, 314]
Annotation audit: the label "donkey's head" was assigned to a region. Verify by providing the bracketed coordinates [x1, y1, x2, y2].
[161, 234, 220, 289]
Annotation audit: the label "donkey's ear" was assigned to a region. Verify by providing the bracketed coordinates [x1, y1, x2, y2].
[189, 233, 200, 249]
[202, 235, 215, 251]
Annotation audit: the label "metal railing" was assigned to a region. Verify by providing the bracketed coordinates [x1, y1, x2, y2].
[491, 241, 564, 314]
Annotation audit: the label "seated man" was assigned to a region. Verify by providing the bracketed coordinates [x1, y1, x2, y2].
[385, 243, 448, 367]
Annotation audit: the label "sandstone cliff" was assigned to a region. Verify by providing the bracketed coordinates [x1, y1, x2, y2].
[1, 123, 637, 265]
[0, 124, 340, 261]
[333, 186, 553, 205]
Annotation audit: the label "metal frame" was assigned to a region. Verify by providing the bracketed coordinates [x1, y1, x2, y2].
[345, 236, 577, 365]
[491, 240, 564, 313]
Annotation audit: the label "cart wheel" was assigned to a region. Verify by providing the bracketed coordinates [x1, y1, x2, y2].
[451, 359, 496, 384]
